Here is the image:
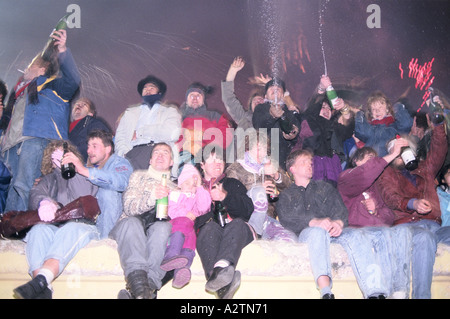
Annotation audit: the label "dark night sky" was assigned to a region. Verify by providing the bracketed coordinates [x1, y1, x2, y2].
[1, 0, 449, 130]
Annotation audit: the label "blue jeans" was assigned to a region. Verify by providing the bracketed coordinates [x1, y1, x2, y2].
[24, 222, 99, 276]
[436, 226, 450, 245]
[298, 227, 388, 298]
[110, 217, 172, 289]
[3, 138, 49, 213]
[361, 226, 412, 297]
[398, 220, 441, 299]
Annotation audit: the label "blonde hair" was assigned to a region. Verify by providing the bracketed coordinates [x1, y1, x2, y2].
[41, 140, 83, 175]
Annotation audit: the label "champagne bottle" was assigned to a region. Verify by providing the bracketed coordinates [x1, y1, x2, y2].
[214, 201, 228, 228]
[326, 85, 338, 109]
[267, 181, 279, 203]
[155, 174, 169, 221]
[41, 13, 70, 60]
[61, 142, 76, 180]
[428, 87, 445, 125]
[396, 135, 418, 171]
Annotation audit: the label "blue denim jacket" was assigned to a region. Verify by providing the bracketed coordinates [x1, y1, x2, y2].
[88, 154, 133, 238]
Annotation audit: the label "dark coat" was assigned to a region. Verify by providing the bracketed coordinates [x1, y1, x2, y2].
[69, 115, 111, 163]
[195, 176, 254, 232]
[338, 157, 395, 227]
[276, 179, 349, 236]
[378, 124, 447, 224]
[252, 102, 300, 170]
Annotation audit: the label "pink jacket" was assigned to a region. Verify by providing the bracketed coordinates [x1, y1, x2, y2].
[168, 186, 211, 220]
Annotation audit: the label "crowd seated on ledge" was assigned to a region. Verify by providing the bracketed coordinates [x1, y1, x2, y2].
[0, 47, 449, 299]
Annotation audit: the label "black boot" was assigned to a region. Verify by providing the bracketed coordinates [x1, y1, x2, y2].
[125, 270, 154, 299]
[205, 265, 235, 293]
[13, 275, 52, 299]
[216, 270, 241, 299]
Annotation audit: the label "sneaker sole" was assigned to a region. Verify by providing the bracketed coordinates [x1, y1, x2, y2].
[205, 266, 235, 293]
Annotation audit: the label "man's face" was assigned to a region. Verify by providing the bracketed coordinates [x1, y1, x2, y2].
[201, 153, 225, 180]
[72, 99, 92, 121]
[187, 91, 204, 109]
[265, 85, 283, 102]
[87, 137, 111, 166]
[290, 154, 313, 181]
[150, 144, 173, 171]
[142, 83, 160, 96]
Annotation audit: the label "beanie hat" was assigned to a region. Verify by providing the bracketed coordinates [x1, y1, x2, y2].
[177, 163, 201, 187]
[264, 77, 286, 95]
[185, 82, 214, 101]
[137, 75, 167, 97]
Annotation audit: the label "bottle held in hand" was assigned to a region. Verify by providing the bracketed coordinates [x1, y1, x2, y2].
[61, 142, 76, 180]
[156, 174, 169, 221]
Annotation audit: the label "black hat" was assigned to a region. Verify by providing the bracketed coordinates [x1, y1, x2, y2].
[185, 82, 214, 101]
[264, 77, 286, 94]
[137, 75, 167, 97]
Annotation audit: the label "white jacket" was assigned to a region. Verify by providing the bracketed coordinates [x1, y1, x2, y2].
[115, 102, 181, 155]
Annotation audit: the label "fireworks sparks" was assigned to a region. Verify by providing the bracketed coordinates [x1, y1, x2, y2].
[399, 58, 435, 109]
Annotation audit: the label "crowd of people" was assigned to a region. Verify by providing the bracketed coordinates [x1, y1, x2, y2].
[0, 30, 449, 300]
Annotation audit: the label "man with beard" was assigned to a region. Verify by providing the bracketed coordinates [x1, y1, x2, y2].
[13, 130, 132, 298]
[378, 119, 450, 298]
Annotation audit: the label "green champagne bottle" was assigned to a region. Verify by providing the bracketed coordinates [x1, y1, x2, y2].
[156, 174, 169, 221]
[41, 13, 70, 60]
[326, 85, 338, 109]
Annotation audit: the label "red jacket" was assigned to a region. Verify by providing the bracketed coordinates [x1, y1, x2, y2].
[378, 124, 447, 225]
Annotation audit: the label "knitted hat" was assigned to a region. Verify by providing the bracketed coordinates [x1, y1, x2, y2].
[137, 75, 167, 97]
[185, 82, 213, 101]
[264, 77, 286, 94]
[177, 163, 201, 187]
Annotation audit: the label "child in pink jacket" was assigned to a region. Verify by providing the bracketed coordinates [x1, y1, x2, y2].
[160, 164, 211, 288]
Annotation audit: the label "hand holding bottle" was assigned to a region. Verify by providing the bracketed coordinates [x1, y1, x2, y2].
[51, 29, 67, 53]
[154, 182, 170, 200]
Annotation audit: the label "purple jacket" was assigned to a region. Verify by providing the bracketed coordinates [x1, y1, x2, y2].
[338, 157, 395, 227]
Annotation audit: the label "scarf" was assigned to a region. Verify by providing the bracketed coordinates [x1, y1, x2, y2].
[237, 152, 266, 175]
[202, 173, 226, 192]
[370, 115, 395, 126]
[147, 165, 171, 181]
[142, 93, 162, 107]
[69, 118, 82, 132]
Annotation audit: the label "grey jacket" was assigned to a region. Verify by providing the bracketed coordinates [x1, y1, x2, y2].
[276, 179, 349, 236]
[29, 168, 98, 210]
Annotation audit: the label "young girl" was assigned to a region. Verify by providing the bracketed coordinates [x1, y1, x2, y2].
[160, 164, 211, 288]
[355, 91, 413, 157]
[437, 164, 450, 227]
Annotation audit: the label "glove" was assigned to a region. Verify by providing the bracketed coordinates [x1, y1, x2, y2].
[38, 199, 58, 222]
[51, 148, 64, 168]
